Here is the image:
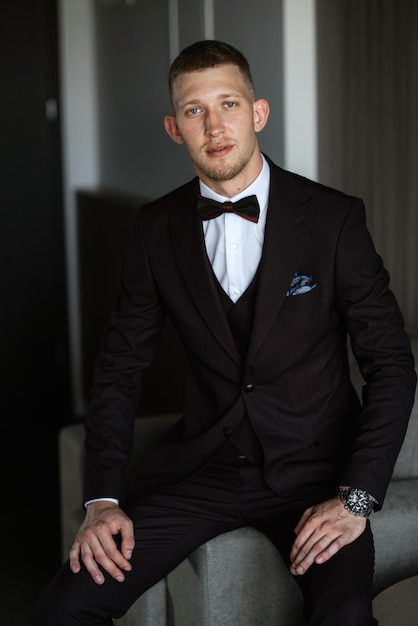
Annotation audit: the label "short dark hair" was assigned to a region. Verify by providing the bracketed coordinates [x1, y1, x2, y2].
[168, 40, 255, 106]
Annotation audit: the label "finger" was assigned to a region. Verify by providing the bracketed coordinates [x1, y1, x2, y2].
[291, 514, 367, 575]
[93, 510, 135, 569]
[69, 532, 108, 584]
[120, 525, 135, 564]
[290, 512, 318, 563]
[290, 532, 341, 575]
[314, 535, 345, 565]
[290, 532, 311, 565]
[96, 531, 133, 574]
[80, 536, 127, 584]
[79, 544, 107, 585]
[69, 540, 82, 574]
[314, 516, 367, 566]
[291, 512, 338, 573]
[293, 507, 313, 535]
[76, 525, 129, 583]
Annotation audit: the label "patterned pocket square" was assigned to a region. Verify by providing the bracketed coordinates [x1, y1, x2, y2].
[286, 272, 317, 296]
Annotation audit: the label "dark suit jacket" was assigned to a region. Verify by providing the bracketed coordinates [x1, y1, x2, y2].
[84, 156, 416, 509]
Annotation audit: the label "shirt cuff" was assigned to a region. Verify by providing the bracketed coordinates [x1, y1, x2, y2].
[84, 497, 119, 508]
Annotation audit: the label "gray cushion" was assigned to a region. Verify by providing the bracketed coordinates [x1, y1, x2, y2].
[371, 478, 418, 594]
[114, 579, 168, 626]
[167, 527, 304, 626]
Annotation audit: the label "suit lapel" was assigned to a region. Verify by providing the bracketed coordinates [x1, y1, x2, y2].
[169, 180, 241, 364]
[167, 163, 315, 365]
[247, 163, 316, 361]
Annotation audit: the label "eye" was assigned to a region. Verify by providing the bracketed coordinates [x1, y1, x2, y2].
[187, 107, 202, 116]
[224, 101, 236, 109]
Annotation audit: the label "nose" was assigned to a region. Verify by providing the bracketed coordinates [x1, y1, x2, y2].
[204, 109, 224, 137]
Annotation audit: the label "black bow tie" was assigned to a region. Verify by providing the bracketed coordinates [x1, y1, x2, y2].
[196, 195, 260, 223]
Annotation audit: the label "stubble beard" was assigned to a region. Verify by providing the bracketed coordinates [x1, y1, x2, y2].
[194, 142, 256, 183]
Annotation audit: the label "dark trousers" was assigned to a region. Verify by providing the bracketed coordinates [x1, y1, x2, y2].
[35, 448, 377, 625]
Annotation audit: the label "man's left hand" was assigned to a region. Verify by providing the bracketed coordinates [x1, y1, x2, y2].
[289, 498, 367, 575]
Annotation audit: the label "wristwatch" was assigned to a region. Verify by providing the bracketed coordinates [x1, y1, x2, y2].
[335, 487, 376, 517]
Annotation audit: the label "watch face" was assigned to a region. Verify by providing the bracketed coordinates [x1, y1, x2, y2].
[346, 489, 372, 514]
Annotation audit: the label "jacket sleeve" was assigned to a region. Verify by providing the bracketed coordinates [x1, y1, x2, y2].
[83, 209, 166, 503]
[335, 198, 416, 505]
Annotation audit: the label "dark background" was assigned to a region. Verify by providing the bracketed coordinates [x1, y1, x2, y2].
[1, 2, 71, 624]
[1, 4, 187, 624]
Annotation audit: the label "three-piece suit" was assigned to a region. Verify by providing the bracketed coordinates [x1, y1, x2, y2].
[85, 156, 415, 505]
[37, 157, 416, 624]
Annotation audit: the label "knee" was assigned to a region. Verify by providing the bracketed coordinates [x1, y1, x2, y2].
[34, 590, 67, 626]
[34, 593, 61, 626]
[34, 583, 82, 626]
[305, 593, 376, 625]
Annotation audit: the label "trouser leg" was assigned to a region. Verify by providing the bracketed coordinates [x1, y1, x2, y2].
[235, 464, 377, 625]
[35, 514, 235, 626]
[34, 456, 243, 626]
[294, 523, 377, 626]
[257, 508, 377, 625]
[35, 454, 378, 626]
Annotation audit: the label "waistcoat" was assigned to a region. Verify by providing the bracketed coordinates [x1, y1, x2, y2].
[214, 273, 264, 464]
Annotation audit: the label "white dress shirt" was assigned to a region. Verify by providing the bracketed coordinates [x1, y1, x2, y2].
[199, 154, 270, 302]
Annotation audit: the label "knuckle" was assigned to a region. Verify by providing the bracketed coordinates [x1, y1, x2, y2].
[306, 514, 317, 528]
[314, 539, 327, 554]
[322, 521, 336, 535]
[293, 538, 303, 550]
[95, 520, 108, 533]
[106, 546, 119, 559]
[94, 553, 108, 567]
[297, 546, 310, 560]
[82, 527, 96, 541]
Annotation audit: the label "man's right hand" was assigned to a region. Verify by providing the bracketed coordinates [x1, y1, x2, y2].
[69, 501, 135, 584]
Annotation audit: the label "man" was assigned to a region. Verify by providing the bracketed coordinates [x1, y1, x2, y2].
[35, 40, 416, 625]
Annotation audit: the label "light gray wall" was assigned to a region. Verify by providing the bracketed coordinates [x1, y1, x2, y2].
[214, 0, 284, 165]
[94, 0, 284, 199]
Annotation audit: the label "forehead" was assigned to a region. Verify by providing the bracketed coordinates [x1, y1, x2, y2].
[172, 64, 251, 107]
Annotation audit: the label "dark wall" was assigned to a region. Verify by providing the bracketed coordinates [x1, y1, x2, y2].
[76, 189, 187, 414]
[1, 0, 71, 431]
[1, 3, 70, 618]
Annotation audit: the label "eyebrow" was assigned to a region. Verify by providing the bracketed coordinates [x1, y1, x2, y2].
[179, 93, 244, 109]
[217, 92, 243, 99]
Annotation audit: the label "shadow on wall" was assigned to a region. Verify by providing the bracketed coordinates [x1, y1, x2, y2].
[77, 188, 187, 416]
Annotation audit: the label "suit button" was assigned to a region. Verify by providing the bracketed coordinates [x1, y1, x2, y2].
[222, 427, 233, 437]
[245, 383, 254, 393]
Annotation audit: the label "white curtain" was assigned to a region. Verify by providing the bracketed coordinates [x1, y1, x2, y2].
[316, 0, 418, 336]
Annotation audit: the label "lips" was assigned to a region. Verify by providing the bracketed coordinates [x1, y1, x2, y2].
[206, 144, 232, 157]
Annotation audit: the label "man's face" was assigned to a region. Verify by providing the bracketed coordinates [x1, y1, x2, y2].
[164, 64, 269, 194]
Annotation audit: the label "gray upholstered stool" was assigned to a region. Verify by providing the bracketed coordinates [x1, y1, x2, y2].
[167, 527, 304, 626]
[373, 575, 418, 625]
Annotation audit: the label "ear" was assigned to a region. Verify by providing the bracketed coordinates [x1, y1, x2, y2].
[164, 115, 184, 144]
[253, 99, 270, 133]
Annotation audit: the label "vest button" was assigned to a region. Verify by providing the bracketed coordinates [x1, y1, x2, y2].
[245, 383, 254, 393]
[222, 427, 233, 437]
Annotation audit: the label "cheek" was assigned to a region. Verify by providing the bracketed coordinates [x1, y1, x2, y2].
[187, 136, 209, 159]
[177, 123, 202, 147]
[234, 115, 257, 138]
